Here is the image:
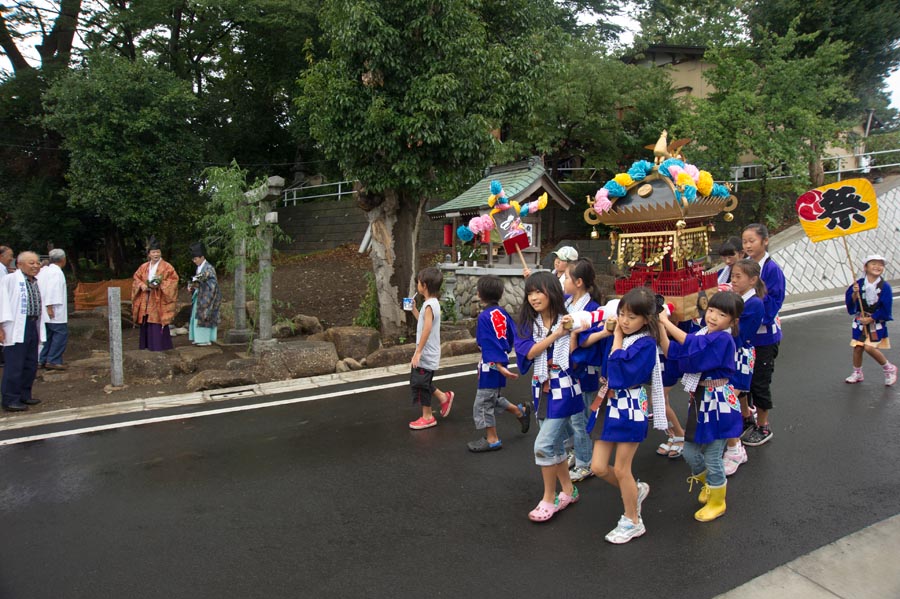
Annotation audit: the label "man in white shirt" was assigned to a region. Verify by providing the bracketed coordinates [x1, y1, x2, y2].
[0, 246, 13, 278]
[38, 249, 69, 370]
[0, 252, 46, 411]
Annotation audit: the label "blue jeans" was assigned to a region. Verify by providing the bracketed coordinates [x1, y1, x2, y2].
[39, 322, 69, 366]
[534, 417, 570, 467]
[683, 438, 728, 487]
[564, 390, 595, 468]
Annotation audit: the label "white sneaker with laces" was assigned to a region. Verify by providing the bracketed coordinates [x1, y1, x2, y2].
[569, 465, 593, 483]
[566, 449, 576, 469]
[845, 370, 864, 384]
[605, 515, 646, 544]
[723, 445, 748, 476]
[884, 364, 897, 386]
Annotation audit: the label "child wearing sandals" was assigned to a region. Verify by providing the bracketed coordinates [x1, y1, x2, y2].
[844, 255, 897, 386]
[467, 276, 531, 452]
[586, 287, 669, 544]
[660, 291, 744, 522]
[408, 267, 455, 430]
[724, 259, 766, 475]
[514, 272, 584, 522]
[563, 258, 604, 483]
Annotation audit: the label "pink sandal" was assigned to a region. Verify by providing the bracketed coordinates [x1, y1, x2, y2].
[555, 487, 580, 511]
[528, 500, 557, 522]
[440, 391, 454, 418]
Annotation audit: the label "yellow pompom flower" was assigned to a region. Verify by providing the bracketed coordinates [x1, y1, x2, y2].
[697, 171, 714, 196]
[537, 192, 548, 210]
[488, 194, 498, 208]
[676, 172, 694, 188]
[614, 173, 634, 187]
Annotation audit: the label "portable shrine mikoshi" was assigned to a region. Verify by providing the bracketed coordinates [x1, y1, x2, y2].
[584, 132, 739, 321]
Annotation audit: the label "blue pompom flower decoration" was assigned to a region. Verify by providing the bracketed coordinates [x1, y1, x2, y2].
[457, 225, 475, 242]
[710, 183, 729, 198]
[627, 160, 654, 181]
[490, 180, 503, 195]
[603, 180, 627, 197]
[658, 158, 685, 180]
[683, 185, 697, 202]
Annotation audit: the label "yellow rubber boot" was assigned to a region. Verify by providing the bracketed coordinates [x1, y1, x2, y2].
[694, 483, 726, 522]
[686, 471, 710, 505]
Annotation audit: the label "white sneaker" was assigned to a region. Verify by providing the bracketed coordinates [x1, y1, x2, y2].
[845, 370, 864, 384]
[884, 364, 897, 386]
[636, 481, 650, 515]
[605, 514, 646, 544]
[569, 465, 593, 483]
[566, 449, 576, 469]
[723, 445, 748, 476]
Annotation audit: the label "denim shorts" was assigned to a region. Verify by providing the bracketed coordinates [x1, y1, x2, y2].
[533, 417, 569, 467]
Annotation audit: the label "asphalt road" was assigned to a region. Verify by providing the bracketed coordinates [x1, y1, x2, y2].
[2, 307, 899, 599]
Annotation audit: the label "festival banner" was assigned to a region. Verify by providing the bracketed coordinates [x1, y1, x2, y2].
[795, 178, 878, 243]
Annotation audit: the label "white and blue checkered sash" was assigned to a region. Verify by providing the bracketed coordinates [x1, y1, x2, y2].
[533, 315, 570, 384]
[682, 326, 709, 393]
[622, 331, 667, 430]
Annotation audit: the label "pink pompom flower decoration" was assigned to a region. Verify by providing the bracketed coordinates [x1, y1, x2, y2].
[468, 216, 484, 234]
[668, 165, 684, 181]
[479, 214, 495, 231]
[684, 164, 700, 181]
[594, 188, 612, 214]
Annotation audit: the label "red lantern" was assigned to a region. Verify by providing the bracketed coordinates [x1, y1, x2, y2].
[480, 229, 491, 244]
[443, 224, 452, 246]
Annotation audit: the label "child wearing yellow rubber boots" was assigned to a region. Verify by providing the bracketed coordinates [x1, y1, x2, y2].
[660, 291, 744, 522]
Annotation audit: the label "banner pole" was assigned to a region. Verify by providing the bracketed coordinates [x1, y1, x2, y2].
[842, 236, 869, 341]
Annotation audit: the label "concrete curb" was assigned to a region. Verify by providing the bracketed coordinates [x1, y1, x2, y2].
[714, 514, 900, 598]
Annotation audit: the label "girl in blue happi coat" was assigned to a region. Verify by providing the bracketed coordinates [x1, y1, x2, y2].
[514, 272, 584, 523]
[660, 291, 744, 523]
[723, 259, 766, 476]
[589, 287, 668, 544]
[844, 254, 896, 386]
[563, 258, 604, 483]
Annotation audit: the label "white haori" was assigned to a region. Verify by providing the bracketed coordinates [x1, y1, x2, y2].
[0, 270, 47, 346]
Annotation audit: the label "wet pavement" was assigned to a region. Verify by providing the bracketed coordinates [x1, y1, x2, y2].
[1, 308, 899, 598]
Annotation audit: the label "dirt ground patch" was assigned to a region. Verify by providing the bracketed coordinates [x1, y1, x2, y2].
[14, 245, 378, 416]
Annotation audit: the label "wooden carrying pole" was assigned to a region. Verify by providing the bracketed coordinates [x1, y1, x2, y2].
[842, 236, 869, 341]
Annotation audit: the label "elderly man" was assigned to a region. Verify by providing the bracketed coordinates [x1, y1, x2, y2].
[38, 249, 69, 370]
[0, 252, 45, 411]
[0, 246, 14, 277]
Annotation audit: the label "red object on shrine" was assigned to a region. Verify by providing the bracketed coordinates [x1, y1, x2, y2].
[443, 224, 453, 246]
[481, 229, 491, 244]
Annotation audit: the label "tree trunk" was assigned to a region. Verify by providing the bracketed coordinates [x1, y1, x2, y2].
[104, 228, 127, 276]
[808, 157, 825, 188]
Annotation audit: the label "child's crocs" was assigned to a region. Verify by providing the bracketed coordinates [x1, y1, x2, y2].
[440, 391, 454, 418]
[555, 486, 580, 511]
[528, 500, 557, 522]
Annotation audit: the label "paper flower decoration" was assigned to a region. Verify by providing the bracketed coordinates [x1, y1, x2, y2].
[456, 225, 474, 242]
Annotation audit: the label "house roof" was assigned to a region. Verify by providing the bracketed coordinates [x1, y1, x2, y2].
[622, 44, 707, 65]
[427, 156, 575, 220]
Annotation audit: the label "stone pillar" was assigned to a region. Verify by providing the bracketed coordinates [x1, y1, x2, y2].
[252, 176, 284, 354]
[107, 287, 124, 387]
[224, 236, 251, 344]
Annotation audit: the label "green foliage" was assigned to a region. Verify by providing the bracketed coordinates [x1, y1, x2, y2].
[353, 272, 380, 329]
[677, 24, 854, 217]
[865, 131, 900, 170]
[440, 294, 458, 324]
[42, 53, 202, 236]
[298, 0, 563, 196]
[200, 162, 291, 301]
[630, 0, 750, 48]
[497, 36, 681, 172]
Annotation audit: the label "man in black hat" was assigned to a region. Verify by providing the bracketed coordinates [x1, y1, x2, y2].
[187, 242, 221, 346]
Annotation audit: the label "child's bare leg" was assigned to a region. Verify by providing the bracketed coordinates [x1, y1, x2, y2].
[422, 405, 434, 419]
[590, 440, 618, 487]
[614, 442, 640, 523]
[433, 388, 448, 404]
[726, 438, 740, 448]
[541, 465, 561, 503]
[485, 425, 500, 444]
[505, 404, 524, 418]
[756, 407, 769, 427]
[555, 461, 574, 496]
[739, 392, 751, 418]
[852, 345, 865, 368]
[864, 345, 888, 366]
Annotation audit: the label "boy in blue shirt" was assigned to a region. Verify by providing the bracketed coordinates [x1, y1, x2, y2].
[467, 275, 531, 452]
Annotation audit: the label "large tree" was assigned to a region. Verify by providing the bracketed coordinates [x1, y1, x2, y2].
[678, 25, 855, 221]
[299, 0, 561, 338]
[42, 52, 202, 271]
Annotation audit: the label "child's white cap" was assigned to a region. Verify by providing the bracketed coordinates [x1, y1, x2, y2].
[603, 299, 620, 317]
[864, 254, 887, 267]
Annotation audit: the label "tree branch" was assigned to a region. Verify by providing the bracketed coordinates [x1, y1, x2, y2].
[0, 9, 31, 72]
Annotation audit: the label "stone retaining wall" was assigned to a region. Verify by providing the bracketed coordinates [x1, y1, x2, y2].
[770, 177, 900, 296]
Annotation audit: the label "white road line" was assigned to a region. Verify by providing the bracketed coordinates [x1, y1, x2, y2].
[0, 368, 478, 447]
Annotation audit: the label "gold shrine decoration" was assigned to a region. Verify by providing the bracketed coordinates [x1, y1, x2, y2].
[614, 226, 710, 268]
